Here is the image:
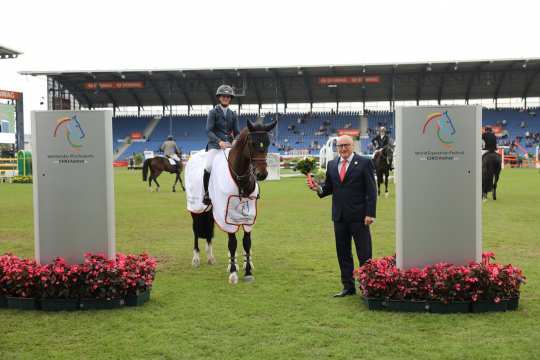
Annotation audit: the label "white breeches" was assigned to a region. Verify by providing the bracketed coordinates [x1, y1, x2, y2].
[204, 149, 220, 172]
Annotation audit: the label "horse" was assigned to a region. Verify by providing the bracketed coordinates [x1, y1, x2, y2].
[482, 151, 502, 200]
[185, 117, 276, 284]
[142, 155, 185, 192]
[373, 144, 394, 197]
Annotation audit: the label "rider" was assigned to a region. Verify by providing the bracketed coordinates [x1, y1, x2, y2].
[482, 126, 498, 158]
[372, 126, 390, 154]
[160, 135, 181, 167]
[371, 126, 392, 168]
[203, 84, 240, 205]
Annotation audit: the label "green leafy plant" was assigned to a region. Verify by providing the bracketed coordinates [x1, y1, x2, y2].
[133, 153, 144, 166]
[12, 176, 32, 184]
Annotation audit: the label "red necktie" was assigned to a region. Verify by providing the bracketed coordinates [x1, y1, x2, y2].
[339, 159, 348, 182]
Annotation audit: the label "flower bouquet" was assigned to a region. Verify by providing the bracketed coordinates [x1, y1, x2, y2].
[294, 157, 322, 187]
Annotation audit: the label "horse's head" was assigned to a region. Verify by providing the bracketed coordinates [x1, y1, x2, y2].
[68, 115, 86, 141]
[381, 144, 394, 167]
[440, 111, 456, 137]
[246, 117, 277, 181]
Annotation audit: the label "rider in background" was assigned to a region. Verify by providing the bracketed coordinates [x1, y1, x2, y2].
[203, 84, 240, 205]
[372, 126, 390, 154]
[482, 126, 498, 158]
[160, 135, 181, 166]
[371, 126, 393, 170]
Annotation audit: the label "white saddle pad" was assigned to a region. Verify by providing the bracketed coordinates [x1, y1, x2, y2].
[185, 149, 258, 233]
[185, 150, 209, 214]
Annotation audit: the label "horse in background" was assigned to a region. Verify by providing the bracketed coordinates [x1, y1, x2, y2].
[482, 152, 502, 200]
[373, 144, 394, 197]
[142, 155, 185, 192]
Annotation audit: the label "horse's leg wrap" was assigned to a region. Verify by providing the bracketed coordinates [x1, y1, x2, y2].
[242, 232, 254, 279]
[227, 233, 238, 284]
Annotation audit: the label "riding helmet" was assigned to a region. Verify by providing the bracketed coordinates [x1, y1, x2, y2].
[216, 84, 235, 98]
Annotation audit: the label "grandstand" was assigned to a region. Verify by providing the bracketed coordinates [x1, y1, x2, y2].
[20, 58, 540, 159]
[110, 108, 539, 159]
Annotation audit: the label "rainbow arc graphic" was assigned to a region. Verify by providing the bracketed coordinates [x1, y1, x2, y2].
[422, 111, 456, 149]
[53, 115, 86, 151]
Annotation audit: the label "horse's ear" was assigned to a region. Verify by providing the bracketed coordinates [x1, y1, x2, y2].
[247, 119, 255, 132]
[264, 119, 277, 132]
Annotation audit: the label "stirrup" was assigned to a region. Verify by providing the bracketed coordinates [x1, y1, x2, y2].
[203, 192, 212, 205]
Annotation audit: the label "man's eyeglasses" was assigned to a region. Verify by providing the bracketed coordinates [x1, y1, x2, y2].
[336, 144, 352, 148]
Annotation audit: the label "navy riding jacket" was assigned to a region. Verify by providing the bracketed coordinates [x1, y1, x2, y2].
[206, 105, 240, 150]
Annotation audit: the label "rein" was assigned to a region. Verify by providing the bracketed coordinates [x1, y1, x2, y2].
[224, 131, 269, 197]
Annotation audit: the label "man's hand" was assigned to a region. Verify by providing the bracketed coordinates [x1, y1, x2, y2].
[364, 216, 375, 226]
[219, 141, 232, 149]
[306, 176, 319, 192]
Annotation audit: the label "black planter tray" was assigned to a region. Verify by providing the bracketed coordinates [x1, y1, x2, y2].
[0, 296, 7, 308]
[506, 297, 519, 311]
[361, 297, 519, 313]
[429, 301, 470, 314]
[471, 300, 507, 313]
[387, 299, 428, 312]
[362, 297, 386, 311]
[125, 289, 151, 307]
[79, 298, 125, 310]
[41, 298, 79, 311]
[6, 297, 40, 310]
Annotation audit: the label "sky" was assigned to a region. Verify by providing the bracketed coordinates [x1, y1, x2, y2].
[1, 0, 539, 133]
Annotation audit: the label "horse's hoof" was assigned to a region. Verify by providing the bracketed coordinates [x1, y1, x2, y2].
[172, 188, 176, 193]
[207, 256, 216, 265]
[156, 187, 160, 192]
[228, 272, 239, 285]
[192, 254, 200, 267]
[244, 275, 255, 283]
[385, 192, 389, 198]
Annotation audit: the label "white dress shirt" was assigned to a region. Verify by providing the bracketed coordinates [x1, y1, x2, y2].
[337, 152, 355, 176]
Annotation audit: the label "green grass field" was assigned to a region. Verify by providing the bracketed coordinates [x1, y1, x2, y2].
[1, 168, 539, 360]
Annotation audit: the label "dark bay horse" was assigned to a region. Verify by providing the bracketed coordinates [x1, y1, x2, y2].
[482, 151, 502, 200]
[373, 144, 394, 197]
[190, 117, 276, 284]
[142, 156, 185, 192]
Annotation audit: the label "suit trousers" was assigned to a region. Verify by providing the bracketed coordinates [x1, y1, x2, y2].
[333, 221, 373, 290]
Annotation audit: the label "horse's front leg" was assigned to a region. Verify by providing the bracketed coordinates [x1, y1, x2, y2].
[192, 234, 200, 267]
[493, 174, 499, 200]
[242, 231, 254, 282]
[172, 172, 179, 192]
[227, 233, 238, 284]
[206, 238, 215, 265]
[178, 172, 186, 192]
[384, 172, 389, 197]
[376, 173, 381, 196]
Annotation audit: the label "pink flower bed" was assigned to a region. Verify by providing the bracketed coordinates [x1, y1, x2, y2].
[0, 253, 156, 300]
[353, 252, 525, 303]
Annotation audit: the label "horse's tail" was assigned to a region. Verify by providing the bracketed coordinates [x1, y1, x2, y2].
[142, 159, 150, 181]
[191, 211, 214, 239]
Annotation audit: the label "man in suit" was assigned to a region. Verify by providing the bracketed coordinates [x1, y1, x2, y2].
[307, 135, 377, 297]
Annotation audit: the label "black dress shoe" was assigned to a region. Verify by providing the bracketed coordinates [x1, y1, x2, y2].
[333, 288, 356, 298]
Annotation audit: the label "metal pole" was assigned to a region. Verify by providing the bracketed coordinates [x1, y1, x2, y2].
[274, 79, 279, 141]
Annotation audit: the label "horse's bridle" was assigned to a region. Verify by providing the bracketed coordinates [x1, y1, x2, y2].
[225, 131, 270, 186]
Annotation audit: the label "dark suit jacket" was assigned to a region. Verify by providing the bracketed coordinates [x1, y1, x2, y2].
[318, 153, 377, 222]
[206, 105, 240, 150]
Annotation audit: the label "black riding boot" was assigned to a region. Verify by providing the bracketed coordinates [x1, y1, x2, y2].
[203, 170, 211, 205]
